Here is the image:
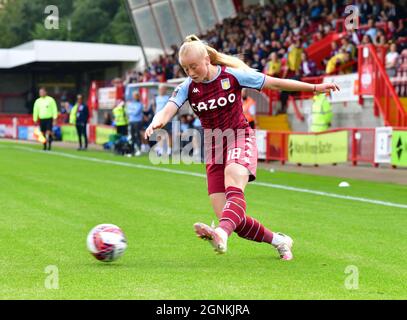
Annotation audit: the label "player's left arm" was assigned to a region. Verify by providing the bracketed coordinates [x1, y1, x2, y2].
[263, 76, 340, 94]
[226, 67, 340, 95]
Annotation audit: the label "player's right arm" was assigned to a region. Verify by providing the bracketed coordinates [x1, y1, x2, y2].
[145, 78, 191, 139]
[144, 102, 178, 139]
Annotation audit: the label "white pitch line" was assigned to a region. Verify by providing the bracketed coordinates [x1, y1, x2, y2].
[13, 146, 407, 209]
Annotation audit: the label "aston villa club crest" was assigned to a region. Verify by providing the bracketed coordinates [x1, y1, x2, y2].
[221, 78, 231, 90]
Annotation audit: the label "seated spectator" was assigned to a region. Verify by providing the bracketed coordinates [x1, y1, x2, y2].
[265, 52, 282, 77]
[330, 41, 340, 57]
[386, 20, 397, 40]
[340, 37, 356, 59]
[386, 42, 400, 77]
[325, 49, 347, 74]
[121, 0, 405, 88]
[310, 0, 323, 21]
[361, 34, 374, 45]
[360, 0, 373, 24]
[396, 19, 407, 39]
[365, 18, 378, 40]
[374, 29, 387, 46]
[340, 52, 353, 74]
[300, 52, 318, 77]
[251, 53, 264, 71]
[287, 37, 303, 78]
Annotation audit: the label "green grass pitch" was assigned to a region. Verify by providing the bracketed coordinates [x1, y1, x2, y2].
[0, 140, 406, 299]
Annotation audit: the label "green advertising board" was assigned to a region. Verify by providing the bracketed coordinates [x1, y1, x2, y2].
[391, 130, 407, 167]
[288, 130, 348, 165]
[96, 126, 116, 145]
[61, 125, 78, 142]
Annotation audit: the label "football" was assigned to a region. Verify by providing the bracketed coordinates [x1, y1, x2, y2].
[86, 224, 127, 262]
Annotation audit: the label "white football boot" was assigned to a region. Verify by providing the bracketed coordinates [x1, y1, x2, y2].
[193, 222, 228, 254]
[272, 232, 294, 261]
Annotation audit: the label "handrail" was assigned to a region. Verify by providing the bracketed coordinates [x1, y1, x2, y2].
[305, 31, 346, 70]
[335, 18, 389, 34]
[362, 44, 407, 126]
[288, 96, 305, 122]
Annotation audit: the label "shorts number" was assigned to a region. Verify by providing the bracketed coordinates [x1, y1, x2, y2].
[227, 148, 241, 161]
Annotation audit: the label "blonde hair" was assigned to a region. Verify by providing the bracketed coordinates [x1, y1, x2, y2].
[179, 35, 253, 71]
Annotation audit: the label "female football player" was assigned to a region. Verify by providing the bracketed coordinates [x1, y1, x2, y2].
[145, 35, 339, 260]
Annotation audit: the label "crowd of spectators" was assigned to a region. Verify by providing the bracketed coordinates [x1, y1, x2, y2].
[122, 0, 407, 104]
[125, 1, 406, 85]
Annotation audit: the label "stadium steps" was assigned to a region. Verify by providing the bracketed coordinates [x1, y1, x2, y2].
[257, 114, 291, 132]
[305, 31, 346, 70]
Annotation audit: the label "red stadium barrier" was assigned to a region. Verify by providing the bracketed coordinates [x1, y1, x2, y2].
[348, 128, 376, 166]
[306, 31, 346, 70]
[260, 88, 279, 115]
[266, 131, 289, 164]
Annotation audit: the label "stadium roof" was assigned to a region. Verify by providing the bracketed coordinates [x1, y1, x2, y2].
[0, 40, 163, 69]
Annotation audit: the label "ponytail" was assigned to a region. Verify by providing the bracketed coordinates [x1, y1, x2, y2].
[180, 34, 253, 71]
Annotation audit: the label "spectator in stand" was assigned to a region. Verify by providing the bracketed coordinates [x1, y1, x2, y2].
[310, 0, 324, 21]
[287, 37, 303, 79]
[325, 48, 348, 74]
[365, 18, 378, 40]
[165, 56, 176, 80]
[395, 19, 407, 43]
[330, 41, 340, 57]
[362, 34, 374, 45]
[341, 37, 356, 59]
[370, 0, 382, 17]
[386, 42, 400, 77]
[360, 0, 373, 24]
[127, 0, 405, 88]
[265, 52, 282, 77]
[374, 29, 387, 46]
[251, 53, 264, 71]
[381, 0, 397, 22]
[300, 52, 318, 77]
[387, 20, 397, 40]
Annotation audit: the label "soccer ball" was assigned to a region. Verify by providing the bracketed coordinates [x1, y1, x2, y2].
[86, 224, 127, 262]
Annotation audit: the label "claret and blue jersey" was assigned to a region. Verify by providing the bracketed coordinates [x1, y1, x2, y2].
[169, 65, 266, 130]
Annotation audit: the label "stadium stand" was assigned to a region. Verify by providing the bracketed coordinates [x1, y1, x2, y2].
[128, 1, 406, 88]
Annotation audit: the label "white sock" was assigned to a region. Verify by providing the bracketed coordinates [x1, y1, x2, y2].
[271, 232, 286, 247]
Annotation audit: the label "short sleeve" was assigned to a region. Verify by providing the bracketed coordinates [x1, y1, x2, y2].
[169, 78, 192, 108]
[225, 67, 266, 91]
